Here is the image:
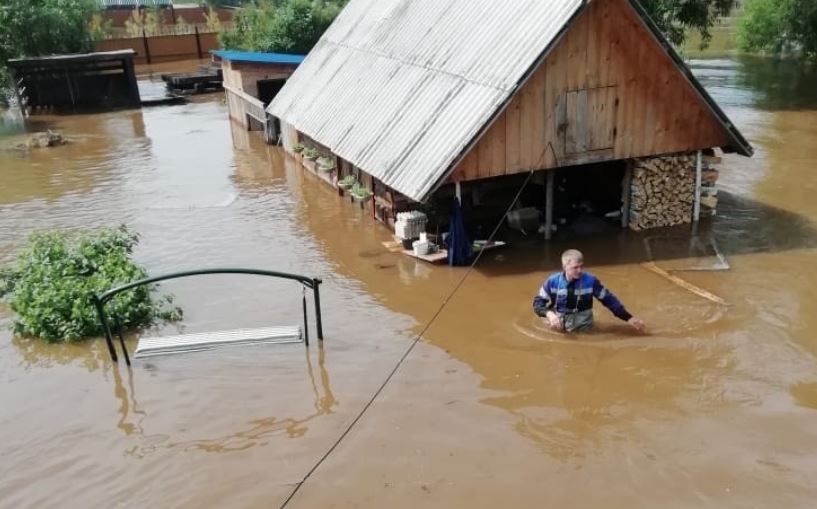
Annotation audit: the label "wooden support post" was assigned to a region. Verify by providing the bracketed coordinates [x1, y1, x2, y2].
[621, 163, 632, 228]
[122, 58, 141, 107]
[195, 26, 203, 60]
[545, 170, 554, 240]
[264, 114, 276, 144]
[693, 149, 702, 222]
[142, 28, 152, 65]
[65, 69, 76, 108]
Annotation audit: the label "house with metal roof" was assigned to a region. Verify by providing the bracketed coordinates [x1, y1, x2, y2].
[267, 0, 752, 237]
[213, 50, 304, 142]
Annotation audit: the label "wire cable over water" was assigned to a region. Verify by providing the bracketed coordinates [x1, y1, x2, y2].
[280, 144, 556, 508]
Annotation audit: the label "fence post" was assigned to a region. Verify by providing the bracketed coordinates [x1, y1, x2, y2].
[195, 26, 202, 59]
[142, 28, 151, 65]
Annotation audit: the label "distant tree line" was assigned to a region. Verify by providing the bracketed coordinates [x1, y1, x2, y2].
[639, 0, 736, 48]
[738, 0, 817, 59]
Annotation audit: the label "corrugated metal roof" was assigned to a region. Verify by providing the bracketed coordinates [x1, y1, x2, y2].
[212, 50, 305, 65]
[269, 0, 585, 202]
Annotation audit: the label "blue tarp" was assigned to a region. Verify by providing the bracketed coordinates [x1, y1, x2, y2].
[447, 197, 472, 266]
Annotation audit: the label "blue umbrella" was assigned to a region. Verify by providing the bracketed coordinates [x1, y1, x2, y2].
[447, 197, 472, 266]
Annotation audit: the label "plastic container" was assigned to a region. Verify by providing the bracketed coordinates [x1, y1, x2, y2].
[412, 240, 430, 256]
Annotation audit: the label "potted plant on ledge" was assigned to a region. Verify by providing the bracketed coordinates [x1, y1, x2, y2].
[350, 182, 373, 203]
[303, 147, 319, 161]
[338, 175, 357, 190]
[293, 143, 304, 154]
[317, 156, 335, 172]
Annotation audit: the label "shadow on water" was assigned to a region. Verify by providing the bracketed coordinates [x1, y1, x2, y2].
[473, 190, 817, 277]
[10, 334, 110, 372]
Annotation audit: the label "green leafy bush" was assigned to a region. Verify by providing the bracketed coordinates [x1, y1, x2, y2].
[303, 147, 319, 160]
[219, 0, 345, 55]
[0, 226, 182, 343]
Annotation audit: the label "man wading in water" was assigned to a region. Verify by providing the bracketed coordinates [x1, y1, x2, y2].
[533, 249, 645, 333]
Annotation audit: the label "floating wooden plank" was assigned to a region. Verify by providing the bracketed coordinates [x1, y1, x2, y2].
[381, 240, 404, 253]
[134, 325, 302, 358]
[640, 262, 727, 305]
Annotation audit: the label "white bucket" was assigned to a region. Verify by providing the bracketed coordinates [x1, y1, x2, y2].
[412, 240, 430, 256]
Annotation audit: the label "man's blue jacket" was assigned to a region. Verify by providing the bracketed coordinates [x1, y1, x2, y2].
[533, 272, 632, 321]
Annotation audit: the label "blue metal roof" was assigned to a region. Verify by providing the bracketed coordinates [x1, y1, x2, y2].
[212, 50, 305, 65]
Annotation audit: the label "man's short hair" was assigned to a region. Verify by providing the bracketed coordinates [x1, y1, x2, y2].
[561, 249, 584, 266]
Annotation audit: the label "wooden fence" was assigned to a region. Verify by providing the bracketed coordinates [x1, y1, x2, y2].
[94, 29, 220, 65]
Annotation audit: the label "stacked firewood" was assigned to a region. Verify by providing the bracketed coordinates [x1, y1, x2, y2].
[629, 153, 719, 230]
[629, 154, 695, 230]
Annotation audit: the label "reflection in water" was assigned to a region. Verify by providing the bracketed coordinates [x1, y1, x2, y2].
[111, 346, 336, 457]
[11, 335, 108, 372]
[0, 106, 25, 136]
[735, 56, 817, 111]
[112, 364, 147, 436]
[689, 56, 817, 111]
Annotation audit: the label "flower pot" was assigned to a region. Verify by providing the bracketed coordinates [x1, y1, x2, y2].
[351, 193, 372, 203]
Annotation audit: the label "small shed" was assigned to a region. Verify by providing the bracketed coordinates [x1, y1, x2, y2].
[7, 50, 140, 113]
[213, 50, 304, 141]
[268, 0, 752, 235]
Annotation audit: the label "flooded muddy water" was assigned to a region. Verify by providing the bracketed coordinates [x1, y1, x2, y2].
[2, 56, 817, 508]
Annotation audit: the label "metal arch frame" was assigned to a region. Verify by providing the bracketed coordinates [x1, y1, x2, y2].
[93, 268, 323, 366]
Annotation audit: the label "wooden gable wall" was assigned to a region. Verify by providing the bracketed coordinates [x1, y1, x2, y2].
[451, 0, 733, 182]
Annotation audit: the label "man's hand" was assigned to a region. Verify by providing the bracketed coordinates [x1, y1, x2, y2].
[627, 317, 645, 332]
[545, 311, 563, 330]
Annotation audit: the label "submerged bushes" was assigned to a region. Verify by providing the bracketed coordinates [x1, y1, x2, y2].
[0, 226, 181, 342]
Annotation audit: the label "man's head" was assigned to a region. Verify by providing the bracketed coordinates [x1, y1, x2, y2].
[561, 249, 584, 281]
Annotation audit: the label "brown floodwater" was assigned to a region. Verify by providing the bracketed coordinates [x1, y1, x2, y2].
[2, 56, 817, 508]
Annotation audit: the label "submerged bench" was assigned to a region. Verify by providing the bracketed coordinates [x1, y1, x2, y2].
[134, 325, 303, 359]
[94, 268, 323, 366]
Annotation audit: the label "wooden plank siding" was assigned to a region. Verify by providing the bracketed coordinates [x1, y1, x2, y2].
[450, 0, 732, 182]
